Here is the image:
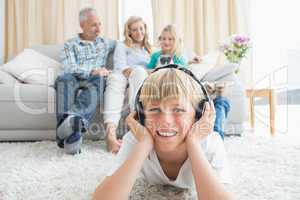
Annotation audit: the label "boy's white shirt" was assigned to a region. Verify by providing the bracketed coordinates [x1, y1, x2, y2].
[107, 131, 232, 189]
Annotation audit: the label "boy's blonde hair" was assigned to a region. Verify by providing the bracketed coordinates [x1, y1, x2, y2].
[158, 24, 182, 56]
[124, 16, 152, 54]
[139, 68, 204, 109]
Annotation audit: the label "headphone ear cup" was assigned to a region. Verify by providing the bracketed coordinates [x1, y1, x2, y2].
[134, 86, 145, 126]
[195, 99, 206, 121]
[136, 101, 145, 126]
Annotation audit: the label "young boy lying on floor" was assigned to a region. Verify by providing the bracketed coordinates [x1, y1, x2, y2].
[93, 65, 233, 200]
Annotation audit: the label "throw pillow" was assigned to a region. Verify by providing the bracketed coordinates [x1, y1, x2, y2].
[201, 63, 239, 82]
[186, 51, 220, 80]
[2, 49, 62, 86]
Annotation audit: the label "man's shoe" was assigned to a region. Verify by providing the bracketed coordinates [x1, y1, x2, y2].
[64, 131, 82, 155]
[57, 115, 81, 140]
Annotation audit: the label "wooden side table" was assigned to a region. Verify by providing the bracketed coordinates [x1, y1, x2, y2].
[246, 89, 275, 134]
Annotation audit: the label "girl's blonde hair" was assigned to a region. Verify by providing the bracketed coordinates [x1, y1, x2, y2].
[139, 69, 204, 109]
[124, 16, 152, 54]
[158, 24, 182, 56]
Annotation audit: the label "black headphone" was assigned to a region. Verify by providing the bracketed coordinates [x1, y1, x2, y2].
[134, 64, 211, 125]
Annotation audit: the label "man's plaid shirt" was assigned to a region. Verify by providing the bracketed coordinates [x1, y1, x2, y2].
[60, 35, 115, 79]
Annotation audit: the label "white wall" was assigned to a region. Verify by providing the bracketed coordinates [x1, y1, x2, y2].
[287, 48, 300, 90]
[0, 0, 4, 64]
[251, 0, 300, 89]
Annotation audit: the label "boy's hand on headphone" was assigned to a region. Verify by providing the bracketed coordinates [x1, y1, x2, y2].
[126, 112, 154, 149]
[187, 102, 216, 142]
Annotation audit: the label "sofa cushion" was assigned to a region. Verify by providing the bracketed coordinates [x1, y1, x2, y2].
[185, 50, 220, 80]
[183, 49, 218, 63]
[0, 84, 56, 129]
[201, 63, 239, 82]
[0, 83, 55, 102]
[2, 49, 62, 86]
[188, 63, 212, 80]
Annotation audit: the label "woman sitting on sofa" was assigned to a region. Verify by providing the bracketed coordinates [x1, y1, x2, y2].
[104, 16, 152, 153]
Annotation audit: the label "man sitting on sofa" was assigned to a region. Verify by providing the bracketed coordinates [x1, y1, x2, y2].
[55, 7, 115, 154]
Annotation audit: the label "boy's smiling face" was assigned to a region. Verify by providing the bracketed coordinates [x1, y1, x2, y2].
[144, 97, 196, 152]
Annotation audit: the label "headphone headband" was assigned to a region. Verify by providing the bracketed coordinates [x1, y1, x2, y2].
[152, 64, 210, 102]
[134, 64, 211, 125]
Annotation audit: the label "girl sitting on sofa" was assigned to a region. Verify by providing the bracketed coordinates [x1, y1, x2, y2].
[147, 24, 187, 69]
[147, 24, 201, 69]
[93, 67, 233, 200]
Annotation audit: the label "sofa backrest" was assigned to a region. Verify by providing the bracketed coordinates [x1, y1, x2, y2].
[30, 44, 114, 70]
[30, 45, 63, 62]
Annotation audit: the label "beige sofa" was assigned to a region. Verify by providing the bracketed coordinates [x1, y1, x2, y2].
[0, 45, 247, 141]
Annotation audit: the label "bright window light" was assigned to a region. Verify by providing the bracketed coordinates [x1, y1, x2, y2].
[251, 0, 300, 89]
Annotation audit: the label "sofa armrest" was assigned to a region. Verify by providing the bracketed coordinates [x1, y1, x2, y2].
[200, 63, 239, 82]
[0, 70, 17, 84]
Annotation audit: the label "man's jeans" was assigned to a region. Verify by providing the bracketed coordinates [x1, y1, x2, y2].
[55, 73, 105, 150]
[213, 96, 230, 140]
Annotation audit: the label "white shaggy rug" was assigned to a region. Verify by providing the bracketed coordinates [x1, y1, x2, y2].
[0, 130, 299, 200]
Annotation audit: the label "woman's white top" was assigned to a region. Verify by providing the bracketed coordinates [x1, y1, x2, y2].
[113, 41, 150, 72]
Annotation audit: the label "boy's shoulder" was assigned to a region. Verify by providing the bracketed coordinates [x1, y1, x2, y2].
[202, 131, 224, 150]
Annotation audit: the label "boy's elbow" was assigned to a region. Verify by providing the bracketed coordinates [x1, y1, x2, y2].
[92, 177, 127, 200]
[92, 184, 103, 200]
[92, 178, 111, 200]
[93, 189, 125, 200]
[92, 184, 112, 200]
[223, 192, 234, 200]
